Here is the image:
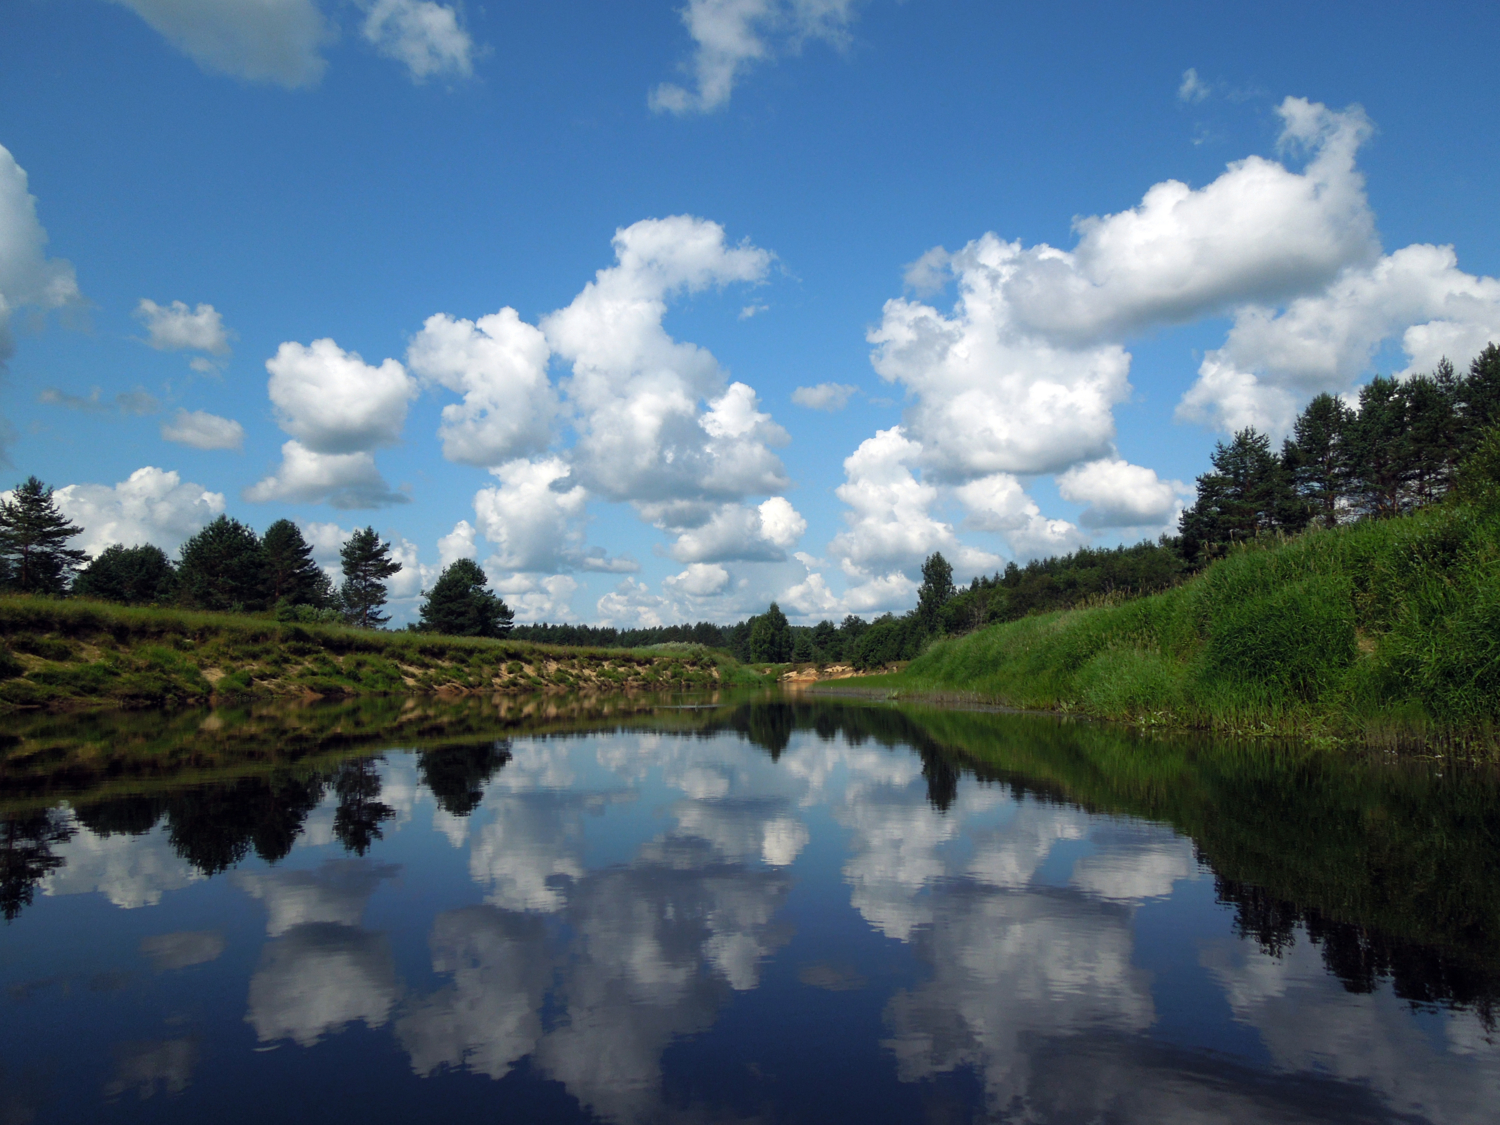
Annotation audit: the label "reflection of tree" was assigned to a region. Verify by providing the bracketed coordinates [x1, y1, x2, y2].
[417, 740, 511, 817]
[1217, 875, 1500, 1024]
[333, 759, 394, 856]
[73, 794, 166, 837]
[1, 809, 76, 921]
[164, 775, 326, 874]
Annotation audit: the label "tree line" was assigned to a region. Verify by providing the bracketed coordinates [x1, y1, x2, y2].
[0, 489, 514, 637]
[4, 344, 1494, 651]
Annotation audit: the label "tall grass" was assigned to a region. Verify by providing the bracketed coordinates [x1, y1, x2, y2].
[855, 492, 1500, 750]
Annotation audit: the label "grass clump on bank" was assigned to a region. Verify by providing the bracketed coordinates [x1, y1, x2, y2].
[844, 466, 1500, 749]
[0, 597, 764, 711]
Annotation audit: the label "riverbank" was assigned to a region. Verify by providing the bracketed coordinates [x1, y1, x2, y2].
[826, 491, 1500, 753]
[0, 597, 768, 711]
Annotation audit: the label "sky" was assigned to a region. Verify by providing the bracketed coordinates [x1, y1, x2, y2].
[2, 0, 1498, 626]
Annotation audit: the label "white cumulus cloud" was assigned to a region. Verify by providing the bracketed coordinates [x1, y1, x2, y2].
[160, 408, 244, 451]
[360, 0, 474, 81]
[1055, 458, 1187, 530]
[664, 562, 731, 599]
[542, 216, 787, 520]
[107, 0, 330, 88]
[134, 299, 232, 355]
[245, 440, 409, 508]
[472, 456, 589, 573]
[406, 307, 557, 467]
[53, 467, 226, 556]
[436, 519, 477, 569]
[666, 496, 805, 563]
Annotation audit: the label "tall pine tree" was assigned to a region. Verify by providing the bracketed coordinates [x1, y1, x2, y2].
[0, 477, 86, 594]
[1282, 393, 1353, 529]
[177, 516, 268, 611]
[418, 559, 513, 637]
[339, 526, 401, 628]
[262, 519, 331, 607]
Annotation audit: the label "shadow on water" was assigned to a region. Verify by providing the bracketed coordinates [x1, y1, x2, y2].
[3, 691, 1500, 1023]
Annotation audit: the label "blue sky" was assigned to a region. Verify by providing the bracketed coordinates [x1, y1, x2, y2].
[2, 0, 1498, 625]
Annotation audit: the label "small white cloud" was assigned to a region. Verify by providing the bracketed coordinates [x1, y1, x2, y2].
[487, 572, 579, 622]
[360, 0, 475, 82]
[791, 382, 857, 411]
[666, 498, 805, 563]
[134, 299, 232, 355]
[107, 0, 330, 88]
[739, 303, 769, 319]
[161, 408, 244, 451]
[245, 441, 409, 509]
[1056, 458, 1187, 529]
[595, 577, 675, 628]
[650, 0, 861, 115]
[903, 246, 951, 294]
[1177, 67, 1210, 103]
[664, 562, 731, 599]
[53, 466, 226, 556]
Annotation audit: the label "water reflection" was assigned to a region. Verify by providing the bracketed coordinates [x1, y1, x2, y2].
[2, 696, 1499, 1123]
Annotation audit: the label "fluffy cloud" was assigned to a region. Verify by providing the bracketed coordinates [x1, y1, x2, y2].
[595, 577, 675, 629]
[488, 572, 579, 622]
[542, 216, 787, 518]
[360, 0, 474, 81]
[436, 519, 476, 570]
[245, 440, 409, 508]
[406, 308, 556, 466]
[0, 144, 81, 364]
[251, 338, 415, 507]
[650, 0, 860, 114]
[791, 382, 857, 411]
[106, 0, 330, 88]
[1055, 458, 1187, 530]
[1180, 241, 1500, 432]
[266, 338, 415, 454]
[472, 457, 588, 572]
[953, 473, 1087, 561]
[161, 408, 244, 451]
[663, 562, 731, 599]
[828, 426, 995, 579]
[53, 466, 226, 556]
[134, 299, 232, 355]
[666, 496, 805, 563]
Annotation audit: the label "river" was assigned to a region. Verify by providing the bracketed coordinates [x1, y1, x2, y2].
[1, 692, 1497, 1123]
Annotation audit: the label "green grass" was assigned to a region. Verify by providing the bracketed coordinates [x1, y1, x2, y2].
[0, 597, 762, 710]
[842, 493, 1500, 751]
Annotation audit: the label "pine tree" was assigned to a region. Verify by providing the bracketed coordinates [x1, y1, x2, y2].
[73, 544, 176, 604]
[0, 476, 86, 594]
[262, 519, 330, 607]
[1402, 372, 1460, 505]
[1282, 393, 1353, 529]
[1179, 428, 1295, 559]
[916, 552, 955, 633]
[749, 602, 793, 662]
[1461, 342, 1500, 434]
[1345, 377, 1413, 518]
[339, 526, 402, 629]
[418, 558, 513, 637]
[177, 516, 268, 611]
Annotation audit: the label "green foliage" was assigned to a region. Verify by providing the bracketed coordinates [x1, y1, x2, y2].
[339, 526, 401, 629]
[262, 520, 332, 607]
[74, 543, 176, 605]
[177, 515, 268, 612]
[0, 476, 86, 594]
[859, 484, 1500, 747]
[916, 552, 954, 631]
[748, 601, 793, 663]
[419, 559, 514, 637]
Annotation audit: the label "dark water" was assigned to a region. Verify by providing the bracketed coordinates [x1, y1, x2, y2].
[2, 693, 1498, 1123]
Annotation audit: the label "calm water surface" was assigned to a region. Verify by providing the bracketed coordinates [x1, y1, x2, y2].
[2, 694, 1498, 1123]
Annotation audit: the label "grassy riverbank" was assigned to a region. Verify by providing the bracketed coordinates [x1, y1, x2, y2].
[0, 596, 767, 711]
[836, 490, 1500, 750]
